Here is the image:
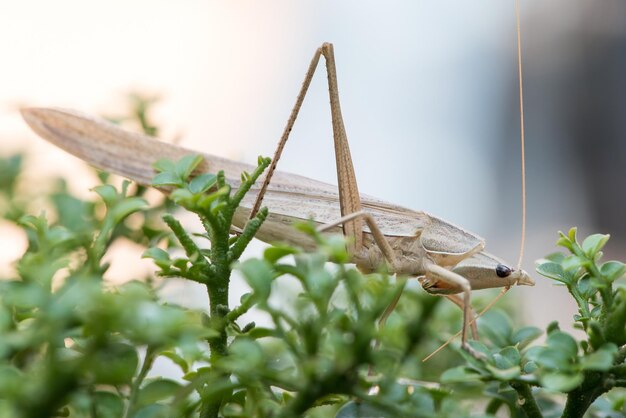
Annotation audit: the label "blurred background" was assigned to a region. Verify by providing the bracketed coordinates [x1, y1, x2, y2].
[1, 0, 625, 336]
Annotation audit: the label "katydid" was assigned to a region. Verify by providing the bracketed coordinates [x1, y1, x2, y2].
[20, 5, 532, 360]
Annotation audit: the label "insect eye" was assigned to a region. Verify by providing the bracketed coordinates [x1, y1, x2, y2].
[495, 264, 512, 278]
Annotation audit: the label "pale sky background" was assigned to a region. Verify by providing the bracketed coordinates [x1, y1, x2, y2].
[2, 0, 623, 351]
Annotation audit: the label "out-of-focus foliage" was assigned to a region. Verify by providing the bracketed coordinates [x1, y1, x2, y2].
[1, 97, 625, 417]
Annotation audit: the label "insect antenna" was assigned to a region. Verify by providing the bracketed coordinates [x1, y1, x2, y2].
[422, 0, 527, 362]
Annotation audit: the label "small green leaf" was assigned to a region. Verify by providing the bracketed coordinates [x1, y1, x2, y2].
[264, 245, 299, 263]
[523, 361, 538, 374]
[336, 401, 391, 418]
[511, 326, 542, 348]
[133, 404, 170, 418]
[547, 321, 560, 334]
[486, 364, 521, 380]
[546, 331, 578, 358]
[601, 261, 626, 282]
[175, 155, 204, 180]
[89, 343, 138, 385]
[188, 173, 217, 194]
[528, 347, 571, 371]
[110, 197, 148, 224]
[160, 351, 189, 373]
[197, 186, 230, 210]
[541, 372, 583, 392]
[580, 344, 618, 371]
[478, 310, 512, 347]
[224, 339, 265, 373]
[143, 248, 171, 264]
[92, 184, 118, 206]
[440, 366, 483, 383]
[137, 379, 181, 406]
[536, 261, 573, 285]
[562, 255, 586, 272]
[238, 259, 273, 301]
[170, 188, 194, 205]
[582, 234, 610, 258]
[568, 228, 578, 242]
[152, 171, 183, 187]
[152, 158, 176, 173]
[498, 346, 521, 366]
[93, 391, 124, 418]
[557, 230, 575, 252]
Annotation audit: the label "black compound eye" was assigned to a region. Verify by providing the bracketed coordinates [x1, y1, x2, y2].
[495, 264, 512, 278]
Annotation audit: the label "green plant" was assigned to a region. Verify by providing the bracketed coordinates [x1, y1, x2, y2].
[1, 98, 625, 417]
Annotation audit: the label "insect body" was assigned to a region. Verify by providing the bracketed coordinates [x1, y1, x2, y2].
[21, 39, 532, 359]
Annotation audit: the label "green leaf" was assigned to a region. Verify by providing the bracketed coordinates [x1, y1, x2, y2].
[110, 197, 148, 224]
[93, 391, 124, 418]
[527, 347, 571, 371]
[511, 326, 542, 348]
[137, 379, 181, 406]
[606, 289, 626, 345]
[557, 229, 575, 252]
[478, 310, 512, 347]
[175, 154, 203, 180]
[562, 255, 586, 272]
[264, 245, 299, 263]
[89, 343, 138, 385]
[498, 346, 521, 366]
[485, 364, 521, 380]
[92, 184, 118, 206]
[188, 173, 217, 194]
[142, 248, 171, 269]
[170, 188, 194, 206]
[133, 404, 170, 418]
[540, 372, 583, 392]
[160, 351, 189, 374]
[579, 344, 618, 371]
[582, 234, 610, 258]
[546, 331, 578, 358]
[536, 261, 573, 285]
[152, 171, 183, 187]
[546, 321, 560, 334]
[152, 158, 176, 173]
[238, 259, 273, 301]
[223, 339, 265, 374]
[523, 361, 538, 374]
[601, 261, 626, 282]
[441, 366, 483, 383]
[335, 401, 392, 418]
[197, 186, 230, 210]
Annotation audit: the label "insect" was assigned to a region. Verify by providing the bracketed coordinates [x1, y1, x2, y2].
[21, 4, 532, 360]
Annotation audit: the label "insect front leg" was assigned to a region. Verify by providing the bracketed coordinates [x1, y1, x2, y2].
[443, 295, 479, 341]
[424, 264, 485, 360]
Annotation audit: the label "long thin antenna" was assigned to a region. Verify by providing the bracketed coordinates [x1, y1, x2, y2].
[515, 0, 527, 270]
[422, 1, 528, 363]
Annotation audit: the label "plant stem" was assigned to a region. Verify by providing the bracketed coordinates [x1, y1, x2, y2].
[124, 346, 157, 418]
[561, 371, 609, 418]
[510, 381, 542, 418]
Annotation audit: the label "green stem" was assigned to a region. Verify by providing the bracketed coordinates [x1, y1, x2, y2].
[562, 371, 610, 418]
[124, 346, 157, 418]
[509, 382, 542, 418]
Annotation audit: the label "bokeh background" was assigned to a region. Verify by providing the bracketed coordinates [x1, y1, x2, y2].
[1, 1, 625, 337]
